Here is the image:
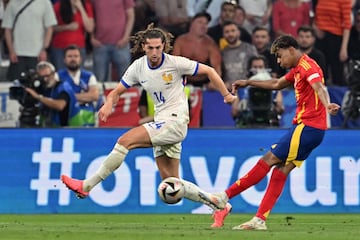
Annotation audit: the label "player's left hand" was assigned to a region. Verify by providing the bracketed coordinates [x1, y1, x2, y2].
[327, 103, 340, 116]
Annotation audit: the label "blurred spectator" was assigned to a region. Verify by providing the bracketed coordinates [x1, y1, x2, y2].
[232, 55, 284, 128]
[2, 0, 57, 81]
[239, 0, 272, 33]
[314, 0, 352, 86]
[50, 0, 94, 70]
[208, 1, 237, 50]
[133, 0, 157, 33]
[341, 7, 360, 127]
[57, 45, 99, 126]
[251, 26, 283, 77]
[221, 21, 257, 90]
[344, 9, 360, 90]
[272, 0, 311, 38]
[172, 12, 221, 90]
[24, 61, 80, 127]
[354, 0, 360, 14]
[297, 25, 327, 80]
[154, 0, 189, 39]
[186, 0, 226, 28]
[91, 0, 135, 82]
[0, 0, 5, 67]
[348, 10, 360, 62]
[233, 5, 252, 44]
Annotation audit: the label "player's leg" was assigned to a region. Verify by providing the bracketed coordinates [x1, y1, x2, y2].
[209, 151, 280, 228]
[209, 125, 302, 228]
[254, 163, 295, 221]
[61, 125, 152, 197]
[155, 147, 204, 204]
[155, 145, 225, 210]
[203, 151, 280, 212]
[233, 162, 295, 231]
[234, 124, 325, 230]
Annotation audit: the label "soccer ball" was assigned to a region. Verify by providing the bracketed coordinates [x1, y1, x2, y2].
[157, 177, 185, 204]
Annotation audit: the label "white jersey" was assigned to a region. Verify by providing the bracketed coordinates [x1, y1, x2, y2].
[121, 53, 198, 123]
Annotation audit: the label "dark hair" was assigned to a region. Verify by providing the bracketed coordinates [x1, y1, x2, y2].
[222, 20, 238, 29]
[64, 44, 81, 55]
[247, 55, 268, 71]
[192, 11, 212, 23]
[59, 0, 86, 24]
[297, 25, 316, 37]
[130, 23, 173, 56]
[252, 26, 269, 35]
[271, 35, 299, 54]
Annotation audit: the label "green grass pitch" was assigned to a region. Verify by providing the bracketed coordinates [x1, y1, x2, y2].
[0, 214, 359, 240]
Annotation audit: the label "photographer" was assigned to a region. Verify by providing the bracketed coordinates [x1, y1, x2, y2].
[57, 45, 99, 127]
[25, 61, 78, 127]
[231, 55, 284, 128]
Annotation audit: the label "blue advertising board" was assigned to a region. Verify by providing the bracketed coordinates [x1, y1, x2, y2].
[0, 128, 359, 214]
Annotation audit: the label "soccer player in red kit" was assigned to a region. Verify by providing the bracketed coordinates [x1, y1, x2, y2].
[200, 35, 340, 230]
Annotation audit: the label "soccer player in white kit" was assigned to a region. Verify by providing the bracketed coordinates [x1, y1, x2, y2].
[61, 24, 236, 210]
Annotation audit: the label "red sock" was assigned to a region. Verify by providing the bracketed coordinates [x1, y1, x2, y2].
[256, 168, 287, 221]
[225, 159, 270, 199]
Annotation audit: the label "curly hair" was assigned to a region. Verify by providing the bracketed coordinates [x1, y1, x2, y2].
[130, 23, 174, 56]
[270, 35, 299, 54]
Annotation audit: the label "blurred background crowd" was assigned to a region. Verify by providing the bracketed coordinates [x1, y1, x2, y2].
[0, 0, 359, 128]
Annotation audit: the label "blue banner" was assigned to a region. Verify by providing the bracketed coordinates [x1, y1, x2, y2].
[0, 128, 359, 214]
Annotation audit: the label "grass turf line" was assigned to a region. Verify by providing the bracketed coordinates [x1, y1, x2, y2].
[0, 214, 358, 240]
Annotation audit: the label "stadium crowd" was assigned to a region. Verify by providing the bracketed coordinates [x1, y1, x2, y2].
[0, 0, 359, 127]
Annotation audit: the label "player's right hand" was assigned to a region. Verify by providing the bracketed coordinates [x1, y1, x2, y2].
[231, 80, 248, 94]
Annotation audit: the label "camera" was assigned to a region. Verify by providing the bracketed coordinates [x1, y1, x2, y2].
[9, 69, 45, 103]
[9, 69, 46, 127]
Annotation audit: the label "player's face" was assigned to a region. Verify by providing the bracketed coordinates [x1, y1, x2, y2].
[275, 48, 294, 69]
[297, 31, 315, 50]
[143, 38, 164, 67]
[223, 24, 240, 45]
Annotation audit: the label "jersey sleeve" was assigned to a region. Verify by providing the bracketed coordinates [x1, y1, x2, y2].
[306, 67, 323, 84]
[173, 56, 199, 76]
[284, 68, 295, 82]
[121, 60, 140, 88]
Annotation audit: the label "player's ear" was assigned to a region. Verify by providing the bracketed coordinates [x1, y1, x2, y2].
[289, 47, 296, 55]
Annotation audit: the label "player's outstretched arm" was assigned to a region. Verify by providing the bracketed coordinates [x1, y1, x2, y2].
[233, 76, 289, 92]
[98, 82, 127, 122]
[197, 63, 237, 104]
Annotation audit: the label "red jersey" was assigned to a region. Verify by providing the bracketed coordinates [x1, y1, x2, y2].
[285, 54, 327, 130]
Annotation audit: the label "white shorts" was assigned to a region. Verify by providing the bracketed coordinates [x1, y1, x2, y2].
[143, 119, 188, 159]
